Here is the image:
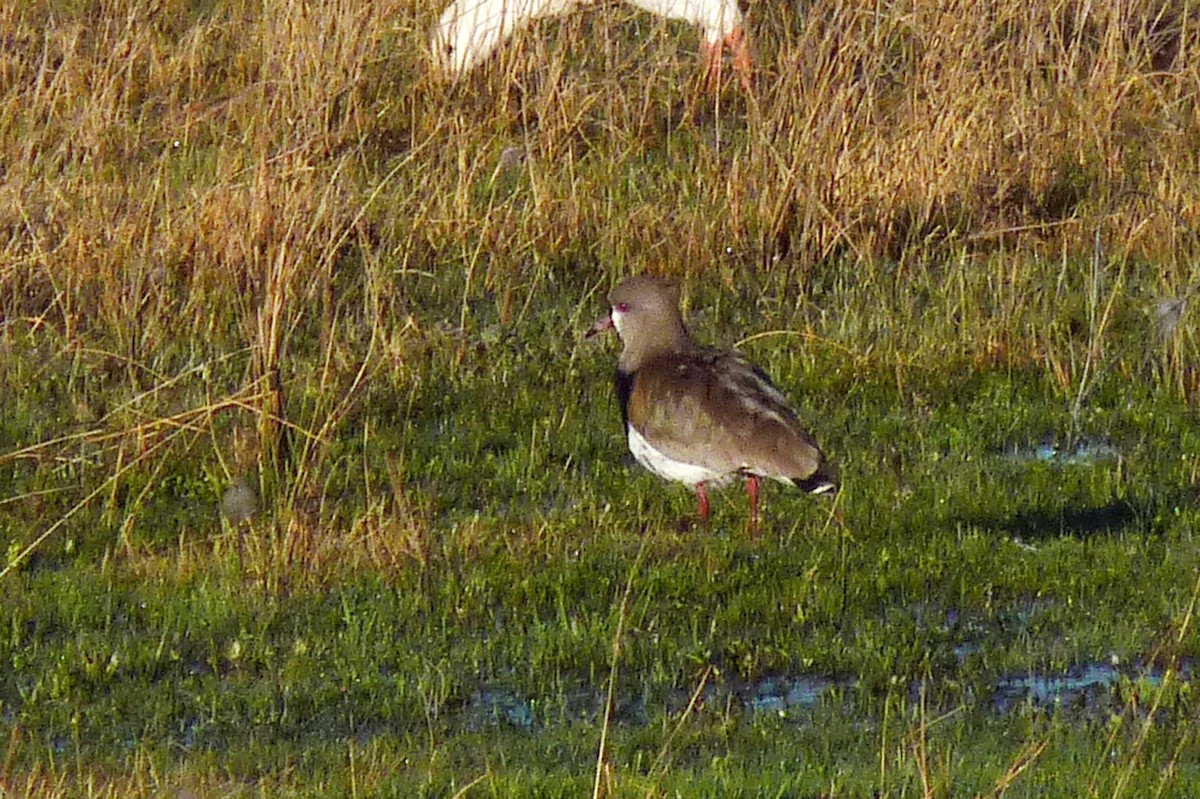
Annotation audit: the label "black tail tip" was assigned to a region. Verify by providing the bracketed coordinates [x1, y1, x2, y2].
[797, 476, 838, 495]
[795, 465, 839, 495]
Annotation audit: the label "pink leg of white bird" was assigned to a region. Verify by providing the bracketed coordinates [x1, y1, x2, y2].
[701, 25, 753, 92]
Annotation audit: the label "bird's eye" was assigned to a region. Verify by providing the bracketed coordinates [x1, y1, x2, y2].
[614, 302, 630, 313]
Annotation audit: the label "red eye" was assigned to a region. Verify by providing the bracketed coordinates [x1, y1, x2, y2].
[614, 302, 631, 313]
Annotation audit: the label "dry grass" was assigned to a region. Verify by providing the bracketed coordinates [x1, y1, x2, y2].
[4, 0, 1198, 299]
[4, 0, 1197, 311]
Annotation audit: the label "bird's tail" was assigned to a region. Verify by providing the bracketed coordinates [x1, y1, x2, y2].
[795, 464, 838, 495]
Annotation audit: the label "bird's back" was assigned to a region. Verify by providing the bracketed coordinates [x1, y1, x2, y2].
[625, 346, 830, 486]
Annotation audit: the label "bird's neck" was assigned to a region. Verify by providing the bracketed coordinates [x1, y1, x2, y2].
[618, 319, 692, 372]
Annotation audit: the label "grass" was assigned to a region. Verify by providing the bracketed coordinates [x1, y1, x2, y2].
[3, 0, 1200, 795]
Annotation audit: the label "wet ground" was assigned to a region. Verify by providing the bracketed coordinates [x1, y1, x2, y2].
[459, 656, 1192, 734]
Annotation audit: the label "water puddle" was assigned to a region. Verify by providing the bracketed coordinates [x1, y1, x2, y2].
[993, 661, 1124, 713]
[451, 656, 1192, 739]
[456, 673, 852, 733]
[740, 674, 850, 716]
[462, 687, 537, 731]
[455, 602, 1189, 735]
[1000, 437, 1121, 466]
[991, 660, 1187, 714]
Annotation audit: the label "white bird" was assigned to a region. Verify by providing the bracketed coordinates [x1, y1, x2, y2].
[430, 0, 753, 90]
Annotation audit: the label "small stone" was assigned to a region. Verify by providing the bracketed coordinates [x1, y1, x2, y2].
[221, 477, 259, 524]
[1154, 296, 1186, 339]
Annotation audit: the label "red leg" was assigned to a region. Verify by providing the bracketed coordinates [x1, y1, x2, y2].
[745, 474, 761, 536]
[694, 482, 711, 524]
[725, 26, 754, 93]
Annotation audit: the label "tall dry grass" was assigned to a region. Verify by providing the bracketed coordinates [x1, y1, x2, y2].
[5, 0, 1196, 298]
[4, 0, 1198, 347]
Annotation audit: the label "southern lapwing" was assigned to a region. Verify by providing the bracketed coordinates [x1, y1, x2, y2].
[588, 275, 836, 531]
[430, 0, 754, 91]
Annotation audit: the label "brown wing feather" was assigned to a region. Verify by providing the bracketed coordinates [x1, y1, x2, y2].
[628, 348, 828, 484]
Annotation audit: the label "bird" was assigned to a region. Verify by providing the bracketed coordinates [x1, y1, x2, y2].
[587, 275, 836, 532]
[429, 0, 753, 91]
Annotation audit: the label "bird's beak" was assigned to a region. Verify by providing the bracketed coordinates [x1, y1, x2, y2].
[585, 312, 614, 339]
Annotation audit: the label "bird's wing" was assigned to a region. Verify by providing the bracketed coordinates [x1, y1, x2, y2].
[628, 349, 825, 481]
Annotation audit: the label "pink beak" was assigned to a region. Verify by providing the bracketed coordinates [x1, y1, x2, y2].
[585, 312, 614, 339]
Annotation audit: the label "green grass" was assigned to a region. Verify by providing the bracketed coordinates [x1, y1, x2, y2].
[4, 262, 1200, 796]
[4, 0, 1200, 794]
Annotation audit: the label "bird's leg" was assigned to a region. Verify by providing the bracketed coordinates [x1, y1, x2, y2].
[694, 482, 711, 524]
[701, 38, 722, 90]
[702, 26, 754, 92]
[745, 474, 760, 536]
[726, 26, 754, 92]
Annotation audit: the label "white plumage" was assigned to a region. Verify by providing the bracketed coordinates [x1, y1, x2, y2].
[430, 0, 753, 89]
[627, 424, 726, 487]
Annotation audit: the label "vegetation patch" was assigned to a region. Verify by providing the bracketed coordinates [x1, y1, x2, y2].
[2, 0, 1200, 795]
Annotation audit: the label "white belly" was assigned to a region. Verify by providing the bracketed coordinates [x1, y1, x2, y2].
[627, 425, 726, 486]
